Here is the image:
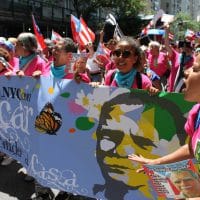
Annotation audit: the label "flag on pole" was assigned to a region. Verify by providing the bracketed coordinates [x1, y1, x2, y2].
[162, 31, 174, 41]
[70, 14, 95, 46]
[105, 13, 124, 41]
[31, 14, 46, 50]
[80, 17, 95, 43]
[141, 20, 154, 36]
[168, 32, 174, 41]
[96, 42, 111, 58]
[185, 29, 196, 41]
[141, 9, 165, 36]
[70, 14, 80, 43]
[114, 24, 124, 41]
[51, 30, 62, 42]
[95, 42, 111, 66]
[105, 13, 117, 26]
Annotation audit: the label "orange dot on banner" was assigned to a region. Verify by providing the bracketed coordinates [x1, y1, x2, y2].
[69, 128, 76, 134]
[48, 87, 54, 94]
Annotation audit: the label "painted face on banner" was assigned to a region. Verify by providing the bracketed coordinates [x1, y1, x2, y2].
[95, 93, 169, 198]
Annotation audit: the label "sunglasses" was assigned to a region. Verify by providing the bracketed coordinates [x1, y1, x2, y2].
[112, 49, 132, 58]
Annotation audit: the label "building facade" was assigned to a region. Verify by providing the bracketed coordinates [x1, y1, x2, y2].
[149, 0, 200, 21]
[191, 0, 200, 21]
[0, 0, 105, 38]
[0, 0, 73, 37]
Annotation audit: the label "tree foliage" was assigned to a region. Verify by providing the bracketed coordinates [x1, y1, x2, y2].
[31, 0, 147, 37]
[171, 12, 200, 40]
[70, 0, 147, 36]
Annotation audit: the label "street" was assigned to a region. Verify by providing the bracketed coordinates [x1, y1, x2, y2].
[0, 160, 95, 200]
[0, 160, 35, 200]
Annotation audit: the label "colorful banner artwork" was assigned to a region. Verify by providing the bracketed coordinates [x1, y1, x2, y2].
[0, 76, 194, 200]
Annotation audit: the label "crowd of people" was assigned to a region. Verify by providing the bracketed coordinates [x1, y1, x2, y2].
[0, 21, 200, 200]
[0, 25, 196, 93]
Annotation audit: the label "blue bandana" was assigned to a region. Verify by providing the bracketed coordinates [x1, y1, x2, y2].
[50, 63, 66, 79]
[114, 68, 137, 88]
[19, 53, 36, 69]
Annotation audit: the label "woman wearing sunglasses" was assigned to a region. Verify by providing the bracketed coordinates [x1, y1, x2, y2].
[104, 36, 157, 92]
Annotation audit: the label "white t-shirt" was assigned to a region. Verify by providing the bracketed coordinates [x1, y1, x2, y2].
[86, 53, 100, 73]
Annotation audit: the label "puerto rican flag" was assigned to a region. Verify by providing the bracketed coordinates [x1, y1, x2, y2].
[141, 9, 165, 36]
[51, 30, 62, 42]
[80, 17, 95, 43]
[31, 14, 46, 50]
[185, 29, 196, 41]
[168, 32, 174, 40]
[70, 14, 80, 43]
[96, 42, 111, 58]
[141, 20, 154, 36]
[95, 42, 111, 66]
[70, 14, 95, 46]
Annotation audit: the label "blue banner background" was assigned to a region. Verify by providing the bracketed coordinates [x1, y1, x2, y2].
[0, 76, 194, 200]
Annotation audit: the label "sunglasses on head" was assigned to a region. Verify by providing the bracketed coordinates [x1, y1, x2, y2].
[112, 49, 132, 58]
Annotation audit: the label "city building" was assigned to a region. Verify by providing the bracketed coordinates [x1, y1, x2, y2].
[161, 0, 190, 15]
[149, 0, 200, 21]
[0, 0, 104, 38]
[0, 0, 71, 37]
[191, 0, 200, 21]
[145, 0, 160, 11]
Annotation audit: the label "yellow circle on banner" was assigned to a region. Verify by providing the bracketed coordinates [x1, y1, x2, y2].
[48, 87, 54, 94]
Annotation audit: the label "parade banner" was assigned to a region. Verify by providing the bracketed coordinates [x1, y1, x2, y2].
[0, 76, 194, 200]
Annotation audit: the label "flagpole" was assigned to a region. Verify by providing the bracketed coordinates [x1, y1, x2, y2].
[47, 25, 49, 38]
[22, 23, 25, 32]
[154, 23, 156, 41]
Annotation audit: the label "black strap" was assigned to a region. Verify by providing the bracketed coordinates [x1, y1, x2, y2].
[109, 70, 116, 85]
[109, 70, 142, 89]
[174, 52, 193, 90]
[176, 52, 186, 84]
[136, 72, 142, 89]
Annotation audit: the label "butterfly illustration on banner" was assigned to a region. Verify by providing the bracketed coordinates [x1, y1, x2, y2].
[35, 102, 62, 135]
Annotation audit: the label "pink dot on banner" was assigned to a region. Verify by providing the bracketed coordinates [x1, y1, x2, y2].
[68, 100, 85, 114]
